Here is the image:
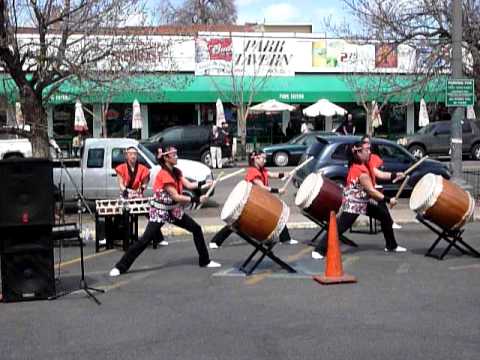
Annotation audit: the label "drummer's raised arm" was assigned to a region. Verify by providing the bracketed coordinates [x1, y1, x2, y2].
[268, 171, 286, 179]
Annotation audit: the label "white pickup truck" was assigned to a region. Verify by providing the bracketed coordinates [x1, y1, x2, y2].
[0, 133, 33, 159]
[53, 138, 214, 202]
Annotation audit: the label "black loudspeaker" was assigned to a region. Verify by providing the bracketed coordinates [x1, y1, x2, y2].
[1, 227, 55, 302]
[0, 158, 54, 227]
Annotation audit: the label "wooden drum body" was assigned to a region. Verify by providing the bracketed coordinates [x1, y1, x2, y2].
[410, 173, 475, 230]
[295, 172, 343, 222]
[221, 181, 290, 241]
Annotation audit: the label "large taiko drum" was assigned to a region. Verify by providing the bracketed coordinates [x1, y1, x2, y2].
[221, 181, 290, 241]
[295, 172, 343, 222]
[410, 173, 475, 230]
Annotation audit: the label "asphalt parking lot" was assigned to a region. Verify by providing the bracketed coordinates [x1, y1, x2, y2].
[1, 222, 479, 360]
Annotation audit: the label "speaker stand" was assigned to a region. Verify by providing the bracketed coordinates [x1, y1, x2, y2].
[53, 200, 105, 305]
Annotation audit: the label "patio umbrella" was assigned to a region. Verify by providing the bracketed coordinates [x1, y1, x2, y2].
[302, 99, 347, 117]
[132, 99, 142, 130]
[419, 98, 430, 127]
[371, 101, 382, 129]
[250, 99, 295, 113]
[74, 99, 88, 132]
[467, 105, 476, 120]
[216, 98, 225, 127]
[15, 102, 24, 126]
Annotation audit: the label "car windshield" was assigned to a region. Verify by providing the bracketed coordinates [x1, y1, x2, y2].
[288, 134, 306, 144]
[417, 124, 434, 134]
[139, 143, 158, 165]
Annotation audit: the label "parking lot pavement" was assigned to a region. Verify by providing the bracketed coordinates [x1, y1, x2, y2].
[1, 223, 479, 360]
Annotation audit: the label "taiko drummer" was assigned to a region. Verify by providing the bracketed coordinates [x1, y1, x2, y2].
[209, 150, 298, 249]
[311, 141, 407, 259]
[109, 146, 221, 277]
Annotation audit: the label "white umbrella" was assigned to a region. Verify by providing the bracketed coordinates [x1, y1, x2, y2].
[215, 98, 225, 127]
[467, 105, 476, 120]
[250, 99, 295, 113]
[302, 99, 347, 117]
[132, 99, 142, 130]
[74, 99, 88, 132]
[419, 98, 430, 127]
[371, 101, 382, 129]
[15, 102, 24, 126]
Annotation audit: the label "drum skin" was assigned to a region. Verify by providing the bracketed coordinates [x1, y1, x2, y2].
[236, 185, 284, 241]
[298, 175, 343, 222]
[424, 178, 473, 230]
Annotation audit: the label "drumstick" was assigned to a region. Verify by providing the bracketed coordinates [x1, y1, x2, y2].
[200, 169, 244, 189]
[279, 173, 295, 194]
[403, 156, 428, 177]
[392, 175, 410, 205]
[282, 156, 314, 181]
[195, 171, 224, 210]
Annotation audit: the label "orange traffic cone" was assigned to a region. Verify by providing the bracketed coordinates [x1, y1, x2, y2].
[313, 211, 357, 285]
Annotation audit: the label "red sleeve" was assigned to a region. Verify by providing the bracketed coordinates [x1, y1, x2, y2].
[245, 167, 262, 183]
[153, 170, 175, 192]
[346, 164, 369, 186]
[370, 154, 384, 169]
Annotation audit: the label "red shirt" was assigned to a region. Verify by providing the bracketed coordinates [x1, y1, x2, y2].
[153, 168, 183, 194]
[245, 166, 269, 186]
[115, 163, 150, 191]
[368, 154, 384, 186]
[346, 163, 373, 187]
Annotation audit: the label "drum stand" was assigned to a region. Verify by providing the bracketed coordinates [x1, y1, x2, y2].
[416, 214, 480, 260]
[232, 227, 296, 276]
[301, 211, 358, 248]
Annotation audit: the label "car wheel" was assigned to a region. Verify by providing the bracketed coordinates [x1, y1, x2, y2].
[201, 150, 211, 167]
[408, 145, 425, 159]
[273, 151, 289, 167]
[471, 143, 480, 160]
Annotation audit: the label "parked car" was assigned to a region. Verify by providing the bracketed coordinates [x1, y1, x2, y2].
[397, 119, 480, 160]
[294, 135, 451, 194]
[141, 125, 212, 165]
[262, 131, 336, 167]
[52, 138, 213, 203]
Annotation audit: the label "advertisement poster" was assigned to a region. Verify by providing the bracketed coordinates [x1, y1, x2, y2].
[195, 35, 294, 76]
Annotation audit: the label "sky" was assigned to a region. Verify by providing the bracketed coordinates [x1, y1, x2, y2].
[235, 0, 350, 33]
[144, 0, 352, 34]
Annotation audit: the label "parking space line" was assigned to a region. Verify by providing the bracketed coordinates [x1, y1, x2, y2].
[55, 249, 117, 269]
[448, 263, 480, 271]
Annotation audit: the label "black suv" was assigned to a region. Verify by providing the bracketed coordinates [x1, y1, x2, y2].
[397, 119, 480, 160]
[141, 125, 212, 164]
[294, 135, 450, 194]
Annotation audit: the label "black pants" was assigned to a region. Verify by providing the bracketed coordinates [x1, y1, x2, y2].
[211, 225, 291, 247]
[115, 213, 210, 273]
[314, 201, 398, 255]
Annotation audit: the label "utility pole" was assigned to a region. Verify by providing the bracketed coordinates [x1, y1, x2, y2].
[450, 0, 464, 182]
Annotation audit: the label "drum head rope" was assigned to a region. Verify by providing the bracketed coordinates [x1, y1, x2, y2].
[454, 192, 475, 229]
[267, 201, 290, 241]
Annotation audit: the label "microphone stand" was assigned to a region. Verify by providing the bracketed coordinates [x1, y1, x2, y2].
[51, 146, 104, 304]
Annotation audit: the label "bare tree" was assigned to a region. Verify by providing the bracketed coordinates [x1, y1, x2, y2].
[329, 0, 480, 112]
[0, 0, 150, 157]
[158, 0, 237, 25]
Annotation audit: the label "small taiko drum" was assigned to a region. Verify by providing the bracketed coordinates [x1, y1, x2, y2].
[410, 173, 475, 230]
[295, 172, 343, 222]
[221, 181, 290, 241]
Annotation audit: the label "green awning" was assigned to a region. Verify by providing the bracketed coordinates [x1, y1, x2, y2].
[1, 73, 447, 105]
